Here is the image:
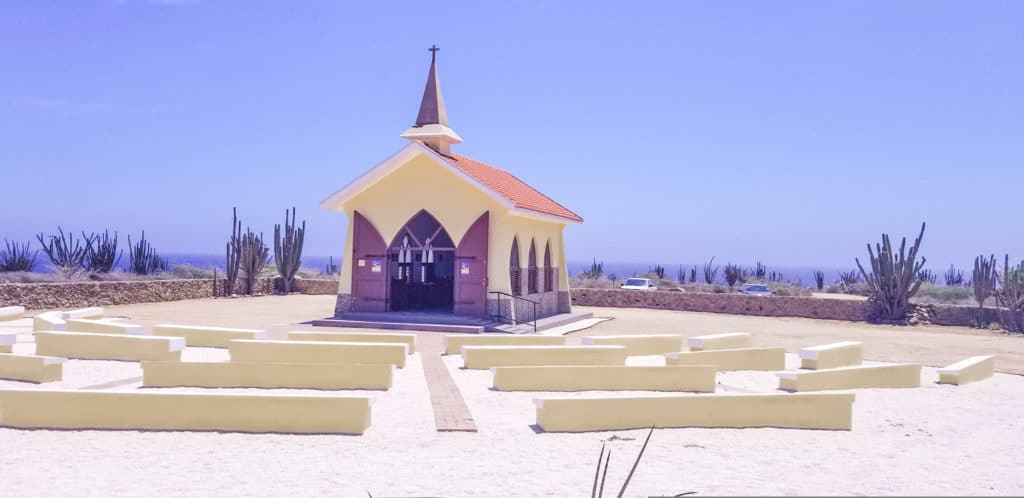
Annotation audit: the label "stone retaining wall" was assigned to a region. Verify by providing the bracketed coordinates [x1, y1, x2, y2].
[0, 278, 339, 310]
[570, 288, 1006, 328]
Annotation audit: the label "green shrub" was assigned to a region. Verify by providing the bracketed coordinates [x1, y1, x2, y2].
[171, 264, 216, 279]
[912, 283, 972, 305]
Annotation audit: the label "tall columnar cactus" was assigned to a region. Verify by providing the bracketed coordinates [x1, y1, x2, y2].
[813, 270, 825, 290]
[0, 239, 37, 272]
[995, 255, 1024, 333]
[85, 229, 121, 273]
[126, 231, 167, 275]
[239, 227, 270, 295]
[273, 207, 306, 294]
[702, 257, 718, 285]
[36, 227, 95, 278]
[225, 208, 242, 296]
[855, 222, 927, 323]
[972, 254, 997, 309]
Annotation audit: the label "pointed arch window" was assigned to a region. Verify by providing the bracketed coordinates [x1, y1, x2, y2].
[543, 241, 554, 292]
[510, 238, 522, 296]
[527, 239, 539, 294]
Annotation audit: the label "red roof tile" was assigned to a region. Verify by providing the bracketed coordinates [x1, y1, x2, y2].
[444, 153, 583, 223]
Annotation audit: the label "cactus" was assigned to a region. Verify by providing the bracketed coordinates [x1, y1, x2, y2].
[814, 270, 825, 290]
[918, 269, 937, 285]
[995, 255, 1024, 332]
[225, 208, 242, 296]
[702, 257, 719, 285]
[944, 264, 966, 287]
[273, 207, 306, 294]
[36, 227, 95, 278]
[648, 264, 665, 279]
[753, 261, 767, 281]
[325, 256, 338, 275]
[126, 231, 167, 275]
[855, 222, 927, 323]
[579, 258, 603, 279]
[0, 239, 37, 272]
[85, 230, 121, 273]
[239, 227, 270, 295]
[689, 266, 697, 283]
[972, 254, 997, 309]
[723, 263, 743, 287]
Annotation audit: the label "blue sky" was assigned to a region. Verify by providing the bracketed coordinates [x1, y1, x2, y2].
[1, 1, 1021, 270]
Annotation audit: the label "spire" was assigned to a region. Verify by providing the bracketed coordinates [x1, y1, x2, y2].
[415, 45, 448, 127]
[401, 44, 462, 155]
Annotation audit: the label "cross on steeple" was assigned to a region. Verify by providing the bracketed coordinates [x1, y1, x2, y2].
[428, 44, 439, 63]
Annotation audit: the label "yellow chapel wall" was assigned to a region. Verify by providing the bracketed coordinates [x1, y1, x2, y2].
[336, 151, 571, 297]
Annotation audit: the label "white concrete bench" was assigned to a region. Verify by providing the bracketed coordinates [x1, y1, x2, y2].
[289, 331, 416, 354]
[33, 311, 66, 332]
[461, 345, 627, 369]
[152, 324, 266, 348]
[0, 389, 372, 434]
[142, 361, 393, 390]
[687, 332, 752, 351]
[35, 331, 184, 362]
[937, 355, 995, 386]
[65, 318, 145, 335]
[60, 307, 104, 320]
[0, 353, 65, 383]
[492, 365, 716, 392]
[533, 392, 855, 432]
[443, 334, 566, 355]
[777, 364, 921, 392]
[0, 333, 14, 354]
[229, 340, 408, 368]
[579, 334, 684, 355]
[0, 306, 25, 322]
[799, 341, 863, 370]
[665, 347, 785, 371]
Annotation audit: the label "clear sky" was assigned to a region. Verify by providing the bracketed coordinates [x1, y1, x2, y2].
[1, 1, 1021, 271]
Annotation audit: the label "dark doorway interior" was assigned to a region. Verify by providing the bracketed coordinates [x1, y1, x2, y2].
[388, 211, 456, 312]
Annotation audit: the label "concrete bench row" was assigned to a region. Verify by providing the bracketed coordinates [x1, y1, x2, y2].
[35, 332, 184, 361]
[534, 392, 855, 432]
[0, 333, 14, 354]
[666, 347, 786, 371]
[0, 389, 372, 434]
[142, 361, 393, 390]
[461, 345, 627, 369]
[492, 365, 716, 392]
[778, 364, 922, 392]
[0, 306, 26, 322]
[288, 331, 416, 354]
[0, 353, 65, 383]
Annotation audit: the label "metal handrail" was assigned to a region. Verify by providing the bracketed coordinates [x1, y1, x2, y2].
[488, 291, 539, 334]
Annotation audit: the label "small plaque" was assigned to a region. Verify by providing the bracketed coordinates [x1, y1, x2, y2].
[358, 259, 366, 267]
[371, 259, 382, 273]
[460, 261, 470, 275]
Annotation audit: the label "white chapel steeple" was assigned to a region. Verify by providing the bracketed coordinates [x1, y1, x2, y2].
[400, 45, 463, 156]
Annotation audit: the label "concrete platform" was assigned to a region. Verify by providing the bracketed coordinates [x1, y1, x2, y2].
[229, 339, 408, 368]
[35, 331, 183, 362]
[938, 355, 995, 386]
[289, 331, 416, 354]
[579, 334, 683, 355]
[665, 347, 786, 371]
[0, 353, 65, 383]
[800, 341, 863, 370]
[152, 324, 266, 348]
[444, 334, 566, 355]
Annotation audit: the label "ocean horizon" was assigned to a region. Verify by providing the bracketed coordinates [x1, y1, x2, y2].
[25, 252, 860, 286]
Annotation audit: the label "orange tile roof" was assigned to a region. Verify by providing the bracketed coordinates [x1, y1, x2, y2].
[444, 153, 583, 223]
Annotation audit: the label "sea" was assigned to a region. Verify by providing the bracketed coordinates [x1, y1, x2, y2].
[164, 255, 853, 286]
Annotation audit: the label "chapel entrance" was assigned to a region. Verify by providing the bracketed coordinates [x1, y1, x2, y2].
[388, 211, 455, 312]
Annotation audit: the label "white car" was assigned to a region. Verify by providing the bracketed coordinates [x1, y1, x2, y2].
[739, 283, 772, 296]
[620, 278, 656, 291]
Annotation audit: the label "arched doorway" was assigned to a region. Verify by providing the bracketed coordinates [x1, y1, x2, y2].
[388, 210, 456, 312]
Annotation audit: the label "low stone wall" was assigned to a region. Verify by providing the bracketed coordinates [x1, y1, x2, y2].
[570, 288, 1006, 328]
[0, 278, 339, 310]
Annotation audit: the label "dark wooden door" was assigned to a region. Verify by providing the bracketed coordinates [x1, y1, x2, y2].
[351, 211, 387, 312]
[454, 212, 489, 316]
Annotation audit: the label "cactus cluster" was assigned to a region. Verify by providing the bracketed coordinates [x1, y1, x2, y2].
[995, 256, 1024, 332]
[35, 227, 95, 278]
[273, 207, 306, 294]
[0, 239, 37, 272]
[85, 230, 121, 273]
[855, 222, 927, 322]
[126, 231, 167, 275]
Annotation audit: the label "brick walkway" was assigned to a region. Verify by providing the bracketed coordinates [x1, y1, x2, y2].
[421, 352, 477, 432]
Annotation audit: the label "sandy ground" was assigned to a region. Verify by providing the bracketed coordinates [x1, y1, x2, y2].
[2, 295, 1023, 496]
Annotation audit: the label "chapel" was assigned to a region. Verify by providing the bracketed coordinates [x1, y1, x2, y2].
[321, 46, 583, 322]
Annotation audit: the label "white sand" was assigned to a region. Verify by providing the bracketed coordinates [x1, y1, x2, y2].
[1, 300, 1023, 495]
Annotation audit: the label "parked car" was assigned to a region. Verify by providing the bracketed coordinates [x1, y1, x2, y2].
[620, 278, 656, 291]
[739, 283, 772, 296]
